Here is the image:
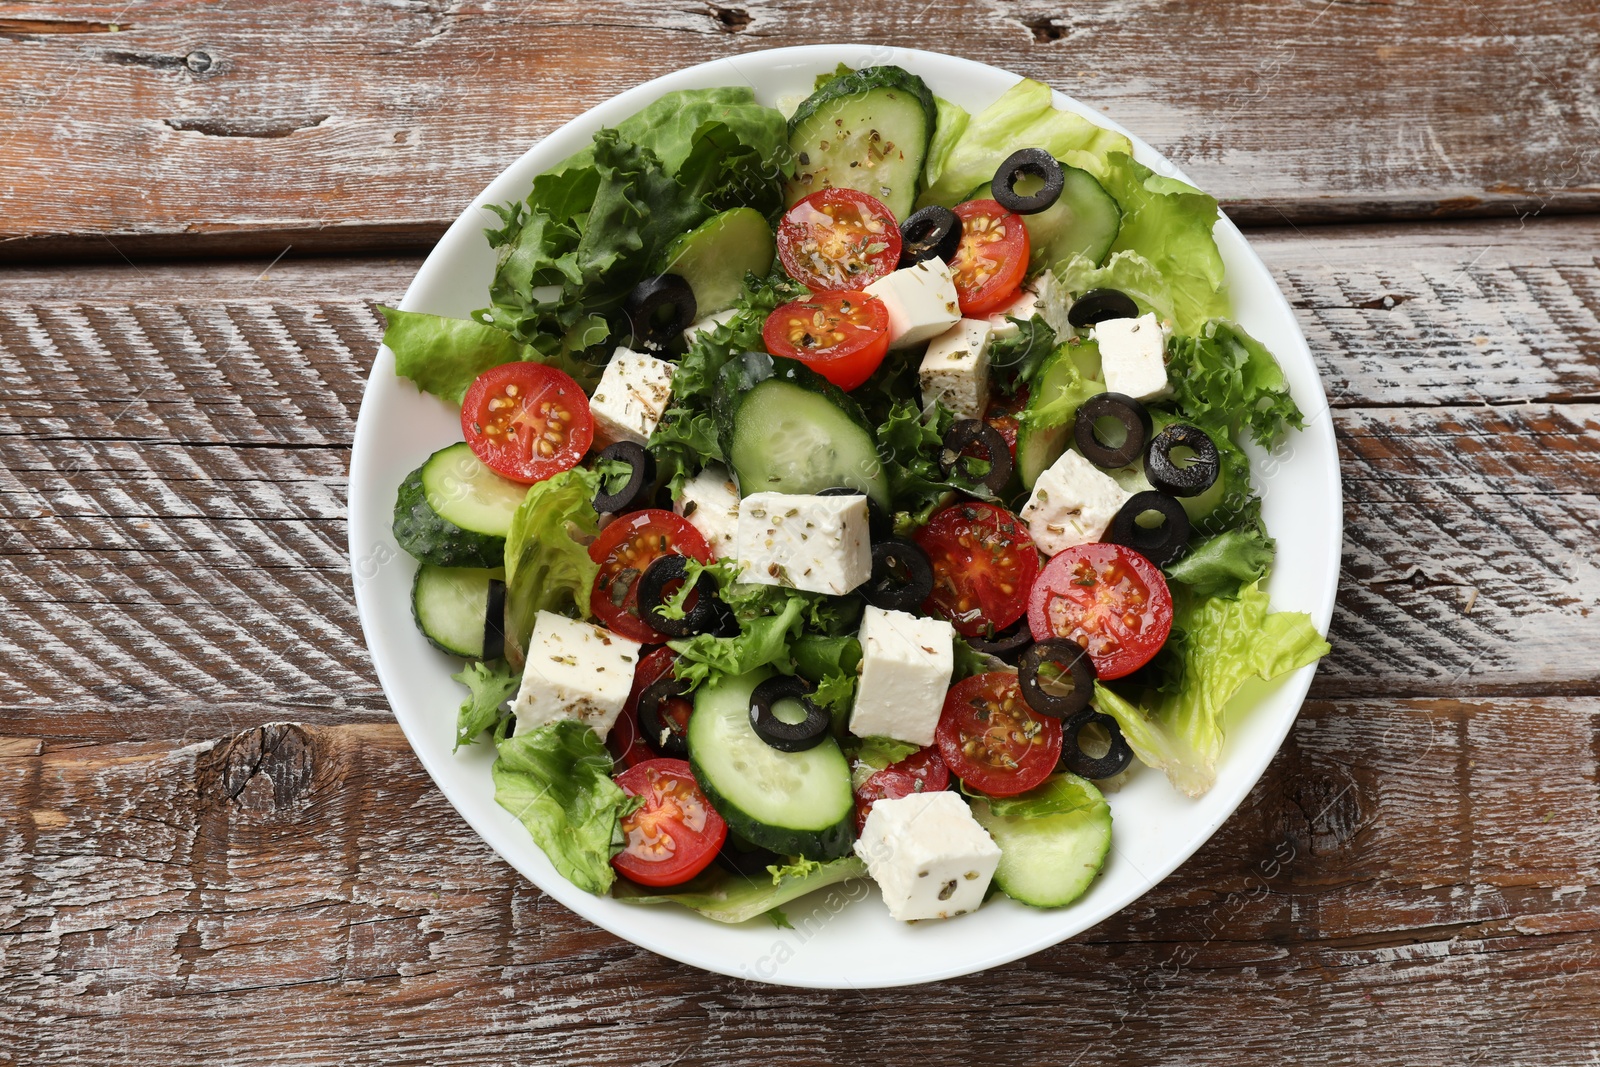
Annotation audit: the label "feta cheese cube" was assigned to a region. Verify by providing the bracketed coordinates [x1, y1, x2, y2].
[918, 318, 992, 421]
[735, 491, 871, 596]
[987, 287, 1040, 341]
[849, 606, 955, 747]
[589, 347, 676, 446]
[854, 791, 1001, 921]
[864, 258, 962, 350]
[1021, 448, 1133, 556]
[674, 464, 741, 559]
[1095, 313, 1170, 400]
[513, 611, 641, 741]
[682, 307, 739, 343]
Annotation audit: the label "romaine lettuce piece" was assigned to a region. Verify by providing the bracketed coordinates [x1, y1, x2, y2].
[1094, 581, 1330, 797]
[612, 855, 868, 925]
[501, 467, 601, 666]
[493, 721, 638, 896]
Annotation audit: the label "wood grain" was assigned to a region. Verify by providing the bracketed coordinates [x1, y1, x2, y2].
[3, 699, 1598, 1065]
[3, 1, 1599, 260]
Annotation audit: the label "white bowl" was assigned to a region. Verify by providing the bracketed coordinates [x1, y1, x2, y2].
[348, 44, 1340, 989]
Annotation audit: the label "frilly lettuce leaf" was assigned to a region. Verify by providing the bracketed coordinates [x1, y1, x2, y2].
[1094, 581, 1330, 797]
[492, 721, 638, 895]
[452, 659, 519, 750]
[1166, 320, 1305, 448]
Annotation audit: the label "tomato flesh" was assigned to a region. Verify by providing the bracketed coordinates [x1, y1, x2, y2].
[853, 747, 950, 833]
[762, 290, 891, 391]
[611, 758, 727, 888]
[1027, 542, 1174, 680]
[914, 502, 1040, 638]
[777, 188, 902, 291]
[983, 385, 1029, 462]
[588, 510, 713, 643]
[935, 672, 1063, 797]
[608, 648, 692, 768]
[950, 200, 1029, 316]
[460, 361, 593, 485]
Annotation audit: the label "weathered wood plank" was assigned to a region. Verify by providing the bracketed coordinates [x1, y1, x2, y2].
[3, 1, 1598, 259]
[2, 700, 1597, 1064]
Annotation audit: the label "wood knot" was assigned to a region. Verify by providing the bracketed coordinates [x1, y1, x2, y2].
[1024, 16, 1068, 43]
[706, 3, 750, 32]
[196, 723, 319, 814]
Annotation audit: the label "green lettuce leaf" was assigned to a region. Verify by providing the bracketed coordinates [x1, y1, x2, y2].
[951, 636, 1002, 681]
[848, 736, 923, 791]
[479, 88, 789, 368]
[987, 314, 1058, 398]
[612, 855, 867, 924]
[1164, 528, 1276, 600]
[492, 721, 637, 895]
[973, 771, 1106, 819]
[502, 468, 601, 665]
[1166, 320, 1305, 448]
[668, 593, 806, 689]
[1053, 250, 1185, 331]
[452, 659, 519, 750]
[1094, 581, 1330, 796]
[921, 95, 972, 189]
[918, 78, 1132, 207]
[1090, 152, 1230, 334]
[874, 396, 959, 532]
[380, 308, 537, 406]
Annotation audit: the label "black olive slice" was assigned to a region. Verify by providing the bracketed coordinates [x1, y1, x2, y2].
[592, 441, 657, 515]
[636, 555, 721, 637]
[1073, 392, 1153, 469]
[991, 148, 1065, 215]
[483, 578, 506, 662]
[863, 537, 934, 612]
[1144, 423, 1220, 497]
[637, 671, 693, 758]
[1067, 288, 1140, 328]
[748, 676, 830, 752]
[1017, 638, 1095, 719]
[939, 419, 1014, 495]
[898, 205, 962, 268]
[624, 274, 697, 351]
[816, 486, 890, 542]
[1107, 491, 1191, 566]
[968, 618, 1033, 660]
[1059, 708, 1133, 780]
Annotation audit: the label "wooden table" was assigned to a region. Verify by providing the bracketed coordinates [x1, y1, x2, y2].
[4, 2, 1599, 1063]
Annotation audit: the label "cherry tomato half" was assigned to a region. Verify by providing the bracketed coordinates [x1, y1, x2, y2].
[982, 385, 1029, 463]
[950, 200, 1030, 316]
[935, 672, 1063, 797]
[762, 290, 891, 391]
[1027, 542, 1174, 681]
[589, 510, 713, 643]
[460, 361, 594, 485]
[914, 502, 1041, 638]
[607, 648, 693, 769]
[777, 188, 902, 291]
[611, 758, 727, 888]
[853, 747, 950, 834]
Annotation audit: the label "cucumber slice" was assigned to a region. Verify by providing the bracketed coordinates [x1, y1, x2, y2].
[392, 443, 528, 568]
[657, 208, 775, 317]
[1016, 342, 1105, 488]
[969, 773, 1112, 908]
[411, 565, 504, 658]
[787, 65, 936, 221]
[971, 163, 1121, 269]
[687, 668, 855, 859]
[718, 354, 890, 508]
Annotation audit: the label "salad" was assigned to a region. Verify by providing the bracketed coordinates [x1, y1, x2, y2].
[380, 65, 1331, 925]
